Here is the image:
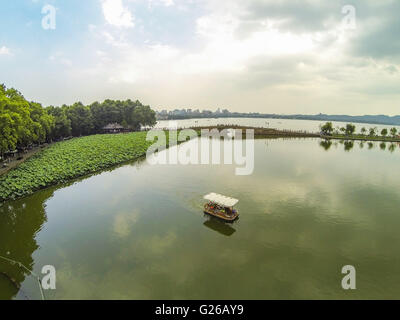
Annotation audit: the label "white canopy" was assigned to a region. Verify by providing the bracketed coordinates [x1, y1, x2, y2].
[204, 193, 239, 207]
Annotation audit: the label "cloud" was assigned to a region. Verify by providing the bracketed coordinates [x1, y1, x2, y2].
[65, 0, 399, 115]
[349, 1, 400, 61]
[49, 52, 73, 67]
[0, 46, 11, 55]
[113, 210, 140, 238]
[160, 0, 175, 6]
[101, 0, 134, 28]
[5, 0, 400, 115]
[148, 0, 175, 7]
[238, 0, 340, 33]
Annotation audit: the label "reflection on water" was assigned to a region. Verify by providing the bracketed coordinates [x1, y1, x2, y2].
[344, 141, 354, 152]
[0, 189, 51, 299]
[320, 140, 333, 151]
[203, 217, 236, 237]
[1, 137, 400, 299]
[319, 139, 399, 153]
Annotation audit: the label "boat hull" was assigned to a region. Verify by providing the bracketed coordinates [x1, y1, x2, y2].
[203, 209, 239, 222]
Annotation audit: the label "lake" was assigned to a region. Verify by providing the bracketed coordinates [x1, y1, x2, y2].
[1, 121, 400, 299]
[155, 117, 400, 134]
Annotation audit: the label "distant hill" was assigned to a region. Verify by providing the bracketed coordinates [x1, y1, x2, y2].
[157, 110, 400, 126]
[255, 114, 400, 126]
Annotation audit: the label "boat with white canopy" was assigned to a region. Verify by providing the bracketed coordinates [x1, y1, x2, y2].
[203, 193, 239, 222]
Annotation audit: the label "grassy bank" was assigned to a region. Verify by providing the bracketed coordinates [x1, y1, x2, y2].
[0, 144, 50, 176]
[0, 132, 159, 202]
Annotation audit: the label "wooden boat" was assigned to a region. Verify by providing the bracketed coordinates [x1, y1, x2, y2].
[203, 193, 239, 222]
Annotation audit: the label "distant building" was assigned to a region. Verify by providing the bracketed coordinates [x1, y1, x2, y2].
[102, 123, 127, 134]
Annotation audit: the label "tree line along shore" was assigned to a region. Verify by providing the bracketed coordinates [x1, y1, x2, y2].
[319, 122, 400, 143]
[188, 124, 400, 142]
[0, 84, 157, 162]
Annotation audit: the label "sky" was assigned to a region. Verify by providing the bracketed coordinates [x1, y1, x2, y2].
[0, 0, 399, 115]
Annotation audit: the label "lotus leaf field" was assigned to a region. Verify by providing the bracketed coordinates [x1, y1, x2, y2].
[0, 132, 168, 202]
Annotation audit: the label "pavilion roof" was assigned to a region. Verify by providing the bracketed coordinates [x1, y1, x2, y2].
[203, 192, 239, 207]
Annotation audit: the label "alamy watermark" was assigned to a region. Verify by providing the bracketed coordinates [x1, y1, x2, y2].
[341, 265, 356, 290]
[41, 265, 56, 290]
[145, 123, 255, 176]
[42, 4, 56, 30]
[342, 5, 357, 30]
[0, 254, 56, 300]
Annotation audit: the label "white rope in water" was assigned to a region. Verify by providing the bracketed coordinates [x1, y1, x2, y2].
[0, 255, 45, 300]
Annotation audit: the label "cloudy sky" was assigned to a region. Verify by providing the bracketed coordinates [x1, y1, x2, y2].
[0, 0, 399, 115]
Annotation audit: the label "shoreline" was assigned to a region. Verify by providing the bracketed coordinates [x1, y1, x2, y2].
[0, 144, 54, 176]
[189, 125, 320, 138]
[0, 132, 155, 203]
[1, 126, 398, 203]
[320, 134, 400, 143]
[190, 125, 400, 142]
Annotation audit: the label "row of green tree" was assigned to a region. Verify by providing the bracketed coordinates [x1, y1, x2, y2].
[0, 84, 157, 156]
[320, 122, 399, 138]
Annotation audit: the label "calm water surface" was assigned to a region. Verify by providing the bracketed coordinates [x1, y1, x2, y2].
[1, 135, 400, 299]
[156, 117, 400, 133]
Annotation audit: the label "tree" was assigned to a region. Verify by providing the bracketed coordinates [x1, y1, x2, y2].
[0, 112, 18, 157]
[0, 84, 158, 154]
[320, 122, 333, 135]
[29, 102, 55, 144]
[381, 128, 388, 137]
[46, 106, 72, 140]
[0, 84, 35, 150]
[390, 127, 398, 138]
[90, 100, 124, 132]
[340, 127, 346, 134]
[345, 124, 356, 136]
[130, 105, 157, 130]
[361, 127, 367, 135]
[67, 102, 93, 136]
[121, 119, 128, 128]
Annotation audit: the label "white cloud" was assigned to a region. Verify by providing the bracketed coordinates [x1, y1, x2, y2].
[49, 52, 72, 67]
[0, 46, 11, 55]
[25, 0, 400, 115]
[179, 12, 318, 74]
[158, 0, 175, 6]
[148, 0, 175, 9]
[101, 0, 134, 28]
